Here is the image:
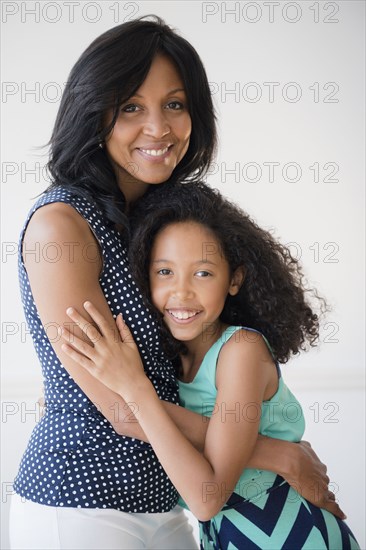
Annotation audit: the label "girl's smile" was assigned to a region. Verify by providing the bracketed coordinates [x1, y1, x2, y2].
[166, 308, 203, 324]
[149, 221, 243, 355]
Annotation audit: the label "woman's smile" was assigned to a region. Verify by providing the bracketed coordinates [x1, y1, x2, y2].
[105, 54, 191, 200]
[136, 143, 174, 161]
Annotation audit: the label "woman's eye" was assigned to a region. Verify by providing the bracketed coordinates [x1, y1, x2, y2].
[166, 101, 184, 110]
[157, 269, 172, 276]
[120, 103, 140, 113]
[196, 271, 211, 278]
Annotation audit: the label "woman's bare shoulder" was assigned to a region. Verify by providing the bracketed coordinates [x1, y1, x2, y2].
[25, 201, 91, 242]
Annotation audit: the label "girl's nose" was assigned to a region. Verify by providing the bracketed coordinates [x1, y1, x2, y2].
[171, 280, 194, 301]
[142, 110, 170, 138]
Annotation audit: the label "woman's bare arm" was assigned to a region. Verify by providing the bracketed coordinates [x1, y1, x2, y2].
[24, 203, 137, 431]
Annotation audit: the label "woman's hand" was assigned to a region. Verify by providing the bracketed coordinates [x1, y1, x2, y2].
[285, 440, 346, 519]
[60, 301, 150, 400]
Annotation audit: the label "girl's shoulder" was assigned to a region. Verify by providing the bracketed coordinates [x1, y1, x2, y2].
[217, 326, 275, 362]
[215, 326, 279, 397]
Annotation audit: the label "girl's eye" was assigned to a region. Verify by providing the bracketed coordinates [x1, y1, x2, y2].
[120, 103, 140, 113]
[157, 269, 172, 276]
[196, 271, 211, 278]
[166, 101, 184, 110]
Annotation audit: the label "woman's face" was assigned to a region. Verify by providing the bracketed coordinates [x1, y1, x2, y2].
[105, 54, 192, 202]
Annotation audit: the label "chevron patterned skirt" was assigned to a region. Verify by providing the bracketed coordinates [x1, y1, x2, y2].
[199, 476, 360, 549]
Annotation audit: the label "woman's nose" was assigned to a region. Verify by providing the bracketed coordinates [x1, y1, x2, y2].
[142, 110, 170, 138]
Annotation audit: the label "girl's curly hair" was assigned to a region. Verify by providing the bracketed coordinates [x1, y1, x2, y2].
[129, 181, 328, 364]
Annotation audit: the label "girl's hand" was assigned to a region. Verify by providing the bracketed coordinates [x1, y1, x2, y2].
[60, 301, 149, 399]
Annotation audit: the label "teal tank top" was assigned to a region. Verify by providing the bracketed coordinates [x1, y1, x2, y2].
[178, 326, 305, 507]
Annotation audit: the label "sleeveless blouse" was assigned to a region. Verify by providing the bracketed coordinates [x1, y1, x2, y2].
[14, 187, 179, 512]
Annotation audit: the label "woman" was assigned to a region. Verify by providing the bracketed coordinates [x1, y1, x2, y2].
[10, 16, 343, 550]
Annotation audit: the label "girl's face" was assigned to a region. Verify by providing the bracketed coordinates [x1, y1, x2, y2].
[149, 221, 242, 348]
[105, 54, 191, 203]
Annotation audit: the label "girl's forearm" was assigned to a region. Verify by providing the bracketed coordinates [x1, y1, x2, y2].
[114, 399, 208, 451]
[116, 404, 345, 518]
[125, 381, 230, 521]
[161, 410, 299, 478]
[116, 401, 291, 468]
[161, 402, 208, 451]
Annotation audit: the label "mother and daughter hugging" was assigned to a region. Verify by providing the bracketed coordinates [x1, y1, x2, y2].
[10, 15, 360, 550]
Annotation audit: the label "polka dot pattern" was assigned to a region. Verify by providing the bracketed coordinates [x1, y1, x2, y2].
[14, 187, 179, 512]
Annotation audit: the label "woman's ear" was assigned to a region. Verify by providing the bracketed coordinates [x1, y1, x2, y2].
[228, 267, 246, 296]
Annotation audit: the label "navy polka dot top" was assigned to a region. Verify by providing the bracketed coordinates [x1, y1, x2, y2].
[14, 187, 180, 512]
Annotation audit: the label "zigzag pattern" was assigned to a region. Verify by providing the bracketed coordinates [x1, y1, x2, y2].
[199, 477, 359, 549]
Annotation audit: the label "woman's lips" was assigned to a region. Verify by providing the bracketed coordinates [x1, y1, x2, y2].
[140, 146, 169, 156]
[136, 144, 173, 161]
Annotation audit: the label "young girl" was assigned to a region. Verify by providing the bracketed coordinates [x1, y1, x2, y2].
[60, 181, 360, 549]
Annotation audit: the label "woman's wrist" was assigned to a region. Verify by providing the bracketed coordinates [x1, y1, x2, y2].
[249, 435, 294, 478]
[276, 440, 299, 480]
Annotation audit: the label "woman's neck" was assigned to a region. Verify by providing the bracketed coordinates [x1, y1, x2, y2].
[119, 179, 150, 210]
[113, 162, 151, 208]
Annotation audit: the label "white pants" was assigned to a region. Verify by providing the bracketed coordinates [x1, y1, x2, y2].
[9, 494, 198, 549]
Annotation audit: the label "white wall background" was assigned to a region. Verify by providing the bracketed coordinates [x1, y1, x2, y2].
[1, 1, 365, 548]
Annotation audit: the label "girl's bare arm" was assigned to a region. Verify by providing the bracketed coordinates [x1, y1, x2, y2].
[61, 310, 346, 520]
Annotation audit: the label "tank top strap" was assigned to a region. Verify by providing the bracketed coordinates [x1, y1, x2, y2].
[205, 326, 281, 379]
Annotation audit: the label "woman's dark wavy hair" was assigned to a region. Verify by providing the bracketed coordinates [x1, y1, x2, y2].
[46, 16, 217, 230]
[129, 182, 328, 365]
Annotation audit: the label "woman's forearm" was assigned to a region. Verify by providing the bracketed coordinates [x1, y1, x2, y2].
[245, 434, 294, 475]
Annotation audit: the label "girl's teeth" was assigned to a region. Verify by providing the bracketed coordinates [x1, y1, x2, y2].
[169, 310, 199, 320]
[140, 147, 169, 157]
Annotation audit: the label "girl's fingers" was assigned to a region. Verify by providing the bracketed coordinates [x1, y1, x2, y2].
[60, 326, 97, 360]
[61, 342, 96, 375]
[83, 301, 119, 341]
[65, 307, 102, 344]
[116, 313, 136, 346]
[62, 307, 101, 344]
